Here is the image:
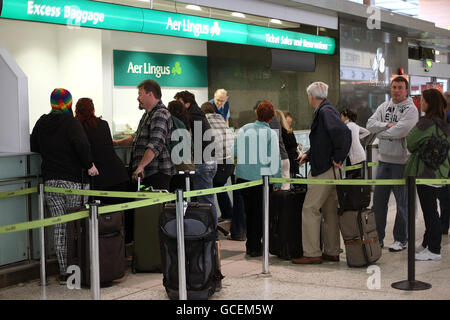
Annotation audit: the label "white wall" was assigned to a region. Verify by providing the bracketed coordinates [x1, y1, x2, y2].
[0, 19, 208, 138]
[0, 20, 103, 132]
[103, 31, 208, 134]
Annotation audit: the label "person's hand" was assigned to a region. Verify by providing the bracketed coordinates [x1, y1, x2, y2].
[386, 123, 396, 129]
[332, 160, 343, 169]
[298, 153, 308, 166]
[112, 139, 118, 146]
[88, 164, 99, 176]
[133, 166, 145, 181]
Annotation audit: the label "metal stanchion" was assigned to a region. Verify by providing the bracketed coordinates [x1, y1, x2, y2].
[176, 189, 187, 300]
[89, 200, 101, 300]
[38, 183, 47, 286]
[391, 176, 431, 291]
[262, 175, 270, 274]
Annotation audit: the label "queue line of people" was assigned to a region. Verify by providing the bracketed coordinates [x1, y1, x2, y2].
[31, 78, 450, 284]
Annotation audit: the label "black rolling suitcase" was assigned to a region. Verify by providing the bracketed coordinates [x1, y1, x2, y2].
[66, 177, 126, 287]
[269, 183, 307, 260]
[159, 202, 223, 300]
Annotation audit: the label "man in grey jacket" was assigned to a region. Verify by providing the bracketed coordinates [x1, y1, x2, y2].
[367, 76, 419, 252]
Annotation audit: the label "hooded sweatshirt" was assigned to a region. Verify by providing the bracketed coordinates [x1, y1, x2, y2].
[30, 113, 94, 182]
[366, 97, 419, 164]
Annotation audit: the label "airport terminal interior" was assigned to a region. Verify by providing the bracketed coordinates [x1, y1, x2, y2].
[0, 0, 449, 302]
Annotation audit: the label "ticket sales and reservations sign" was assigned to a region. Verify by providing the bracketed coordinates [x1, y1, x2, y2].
[113, 50, 208, 87]
[0, 0, 336, 55]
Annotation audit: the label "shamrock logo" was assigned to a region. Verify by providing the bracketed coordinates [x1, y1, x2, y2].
[172, 62, 182, 75]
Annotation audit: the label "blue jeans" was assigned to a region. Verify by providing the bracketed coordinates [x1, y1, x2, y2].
[372, 161, 408, 245]
[194, 162, 218, 230]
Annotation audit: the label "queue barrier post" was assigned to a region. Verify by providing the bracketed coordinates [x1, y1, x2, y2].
[89, 201, 101, 300]
[391, 176, 431, 291]
[262, 175, 270, 274]
[38, 183, 47, 286]
[176, 189, 187, 300]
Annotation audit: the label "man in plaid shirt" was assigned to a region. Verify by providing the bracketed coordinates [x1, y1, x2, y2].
[114, 80, 175, 189]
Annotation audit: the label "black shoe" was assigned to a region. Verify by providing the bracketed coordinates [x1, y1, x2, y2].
[246, 250, 262, 257]
[58, 274, 69, 285]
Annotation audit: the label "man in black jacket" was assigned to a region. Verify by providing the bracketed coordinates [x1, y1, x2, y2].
[292, 82, 351, 265]
[30, 88, 98, 284]
[174, 91, 218, 229]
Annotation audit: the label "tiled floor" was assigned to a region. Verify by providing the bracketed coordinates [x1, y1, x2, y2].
[0, 195, 448, 300]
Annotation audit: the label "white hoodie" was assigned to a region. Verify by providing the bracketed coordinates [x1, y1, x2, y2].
[366, 97, 419, 164]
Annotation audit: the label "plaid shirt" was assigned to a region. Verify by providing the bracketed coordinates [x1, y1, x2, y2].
[206, 113, 235, 163]
[130, 101, 175, 177]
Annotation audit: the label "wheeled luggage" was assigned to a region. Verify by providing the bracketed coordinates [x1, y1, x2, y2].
[338, 208, 381, 267]
[66, 177, 125, 286]
[269, 184, 307, 260]
[132, 177, 167, 273]
[160, 201, 223, 300]
[335, 166, 371, 212]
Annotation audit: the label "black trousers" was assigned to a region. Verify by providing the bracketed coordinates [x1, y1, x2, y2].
[417, 184, 442, 254]
[237, 178, 272, 253]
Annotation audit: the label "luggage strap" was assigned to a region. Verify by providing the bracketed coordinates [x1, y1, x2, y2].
[344, 237, 379, 246]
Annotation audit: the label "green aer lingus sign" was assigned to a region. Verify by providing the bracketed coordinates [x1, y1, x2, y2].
[113, 50, 208, 87]
[0, 0, 335, 55]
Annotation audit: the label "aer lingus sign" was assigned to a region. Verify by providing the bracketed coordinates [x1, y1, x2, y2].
[113, 50, 208, 87]
[0, 0, 335, 55]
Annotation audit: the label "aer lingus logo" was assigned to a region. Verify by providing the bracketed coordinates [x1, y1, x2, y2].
[172, 62, 182, 75]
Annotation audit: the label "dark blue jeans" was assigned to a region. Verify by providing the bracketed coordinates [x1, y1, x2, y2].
[194, 162, 218, 232]
[213, 164, 234, 219]
[372, 161, 408, 245]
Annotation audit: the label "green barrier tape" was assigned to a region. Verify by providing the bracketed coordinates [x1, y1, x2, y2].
[344, 162, 378, 172]
[183, 180, 263, 198]
[0, 193, 177, 235]
[269, 177, 405, 185]
[0, 187, 38, 199]
[44, 186, 169, 199]
[416, 179, 450, 185]
[0, 208, 89, 235]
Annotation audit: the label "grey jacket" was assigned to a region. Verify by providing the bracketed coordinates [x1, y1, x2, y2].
[366, 97, 419, 164]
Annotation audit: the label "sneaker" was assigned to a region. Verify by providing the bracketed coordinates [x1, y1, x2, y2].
[415, 248, 441, 261]
[415, 244, 426, 254]
[389, 241, 407, 252]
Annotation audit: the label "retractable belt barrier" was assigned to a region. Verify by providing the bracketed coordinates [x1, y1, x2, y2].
[1, 172, 449, 299]
[2, 177, 450, 235]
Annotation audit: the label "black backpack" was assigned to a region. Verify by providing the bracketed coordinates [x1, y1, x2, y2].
[418, 123, 449, 173]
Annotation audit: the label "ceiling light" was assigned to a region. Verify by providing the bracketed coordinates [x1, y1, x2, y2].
[186, 5, 201, 11]
[435, 50, 440, 55]
[231, 12, 246, 18]
[436, 60, 440, 63]
[270, 19, 282, 25]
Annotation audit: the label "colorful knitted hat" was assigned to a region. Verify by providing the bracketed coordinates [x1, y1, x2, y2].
[50, 88, 72, 113]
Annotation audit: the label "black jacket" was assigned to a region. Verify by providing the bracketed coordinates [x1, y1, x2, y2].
[82, 119, 129, 189]
[187, 103, 215, 161]
[281, 127, 299, 175]
[30, 113, 93, 183]
[306, 99, 352, 176]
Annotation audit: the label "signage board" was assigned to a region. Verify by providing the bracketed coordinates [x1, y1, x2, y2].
[0, 0, 336, 55]
[113, 50, 208, 87]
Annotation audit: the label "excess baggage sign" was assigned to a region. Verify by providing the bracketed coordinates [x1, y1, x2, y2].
[0, 0, 335, 55]
[113, 50, 208, 87]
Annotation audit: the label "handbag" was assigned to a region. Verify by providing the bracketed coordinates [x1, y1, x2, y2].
[333, 165, 371, 214]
